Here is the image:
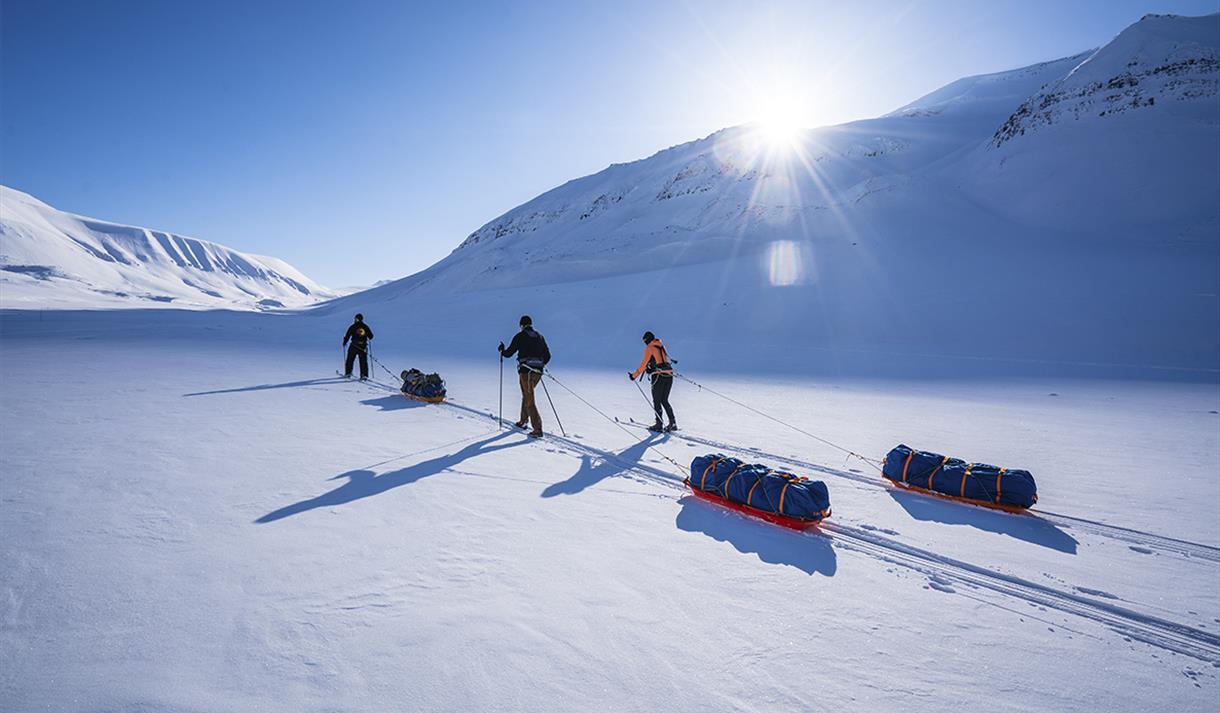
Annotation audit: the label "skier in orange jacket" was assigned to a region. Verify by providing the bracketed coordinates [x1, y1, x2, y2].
[629, 331, 677, 432]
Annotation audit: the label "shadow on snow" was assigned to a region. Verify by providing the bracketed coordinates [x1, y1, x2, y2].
[541, 433, 662, 497]
[360, 394, 426, 411]
[184, 376, 346, 397]
[256, 431, 525, 523]
[675, 496, 837, 576]
[887, 488, 1079, 555]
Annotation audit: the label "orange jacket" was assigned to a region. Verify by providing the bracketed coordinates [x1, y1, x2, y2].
[632, 339, 673, 380]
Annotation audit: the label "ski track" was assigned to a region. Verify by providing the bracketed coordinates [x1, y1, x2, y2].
[1033, 510, 1220, 564]
[825, 523, 1220, 665]
[336, 379, 1220, 666]
[351, 376, 691, 490]
[641, 424, 1220, 565]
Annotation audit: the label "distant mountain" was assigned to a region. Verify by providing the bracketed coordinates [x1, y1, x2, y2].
[0, 186, 336, 310]
[335, 279, 397, 297]
[323, 13, 1219, 375]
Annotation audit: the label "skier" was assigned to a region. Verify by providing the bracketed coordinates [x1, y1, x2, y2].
[342, 313, 375, 380]
[498, 315, 551, 438]
[629, 331, 677, 432]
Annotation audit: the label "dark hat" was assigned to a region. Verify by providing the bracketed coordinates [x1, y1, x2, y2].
[355, 313, 364, 321]
[642, 331, 655, 343]
[519, 315, 532, 326]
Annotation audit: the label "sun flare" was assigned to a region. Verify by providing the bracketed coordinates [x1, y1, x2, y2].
[756, 117, 800, 149]
[750, 98, 804, 151]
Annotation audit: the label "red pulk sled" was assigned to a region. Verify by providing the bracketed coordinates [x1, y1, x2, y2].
[686, 454, 831, 530]
[684, 479, 826, 530]
[881, 444, 1037, 514]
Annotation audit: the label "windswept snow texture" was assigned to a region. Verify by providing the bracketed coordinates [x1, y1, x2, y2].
[325, 13, 1220, 376]
[0, 186, 336, 310]
[1, 310, 1218, 711]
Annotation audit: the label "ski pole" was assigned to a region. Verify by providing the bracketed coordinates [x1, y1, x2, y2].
[498, 354, 504, 429]
[539, 371, 566, 437]
[633, 377, 654, 411]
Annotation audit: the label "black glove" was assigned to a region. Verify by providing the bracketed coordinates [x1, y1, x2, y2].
[627, 372, 635, 381]
[498, 341, 505, 353]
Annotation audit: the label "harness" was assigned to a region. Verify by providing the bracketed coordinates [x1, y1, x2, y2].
[646, 342, 674, 379]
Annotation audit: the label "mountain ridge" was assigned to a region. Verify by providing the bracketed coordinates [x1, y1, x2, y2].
[338, 13, 1215, 304]
[0, 185, 336, 310]
[315, 13, 1218, 376]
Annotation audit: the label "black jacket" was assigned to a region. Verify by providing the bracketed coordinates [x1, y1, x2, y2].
[343, 321, 374, 349]
[501, 327, 550, 372]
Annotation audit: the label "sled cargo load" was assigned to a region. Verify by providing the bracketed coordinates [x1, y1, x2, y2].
[400, 369, 446, 403]
[687, 454, 831, 529]
[882, 444, 1037, 511]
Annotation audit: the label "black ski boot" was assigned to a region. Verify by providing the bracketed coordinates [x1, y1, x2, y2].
[647, 422, 664, 433]
[665, 423, 679, 432]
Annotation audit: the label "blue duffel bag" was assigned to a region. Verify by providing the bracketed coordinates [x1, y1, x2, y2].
[689, 454, 831, 524]
[400, 368, 446, 401]
[882, 444, 1037, 510]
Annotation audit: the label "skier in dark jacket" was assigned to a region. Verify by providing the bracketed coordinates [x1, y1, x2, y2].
[629, 331, 677, 432]
[499, 315, 551, 438]
[342, 313, 374, 380]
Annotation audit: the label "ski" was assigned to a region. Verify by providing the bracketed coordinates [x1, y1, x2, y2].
[334, 370, 401, 392]
[616, 416, 679, 433]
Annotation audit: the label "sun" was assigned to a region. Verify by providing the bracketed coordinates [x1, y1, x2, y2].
[756, 115, 801, 149]
[750, 98, 804, 150]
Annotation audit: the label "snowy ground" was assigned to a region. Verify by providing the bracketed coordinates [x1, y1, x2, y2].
[2, 311, 1218, 711]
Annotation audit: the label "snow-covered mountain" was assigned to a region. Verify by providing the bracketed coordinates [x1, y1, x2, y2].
[335, 278, 397, 296]
[320, 13, 1220, 376]
[972, 13, 1220, 231]
[0, 186, 335, 310]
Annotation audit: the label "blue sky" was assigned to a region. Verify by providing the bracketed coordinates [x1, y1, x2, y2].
[3, 0, 1217, 287]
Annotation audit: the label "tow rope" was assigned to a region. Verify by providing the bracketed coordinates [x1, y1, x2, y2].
[674, 372, 884, 472]
[543, 369, 690, 480]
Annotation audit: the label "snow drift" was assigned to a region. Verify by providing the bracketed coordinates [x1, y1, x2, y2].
[0, 186, 335, 310]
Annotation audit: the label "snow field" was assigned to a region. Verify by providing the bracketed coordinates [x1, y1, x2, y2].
[2, 314, 1217, 712]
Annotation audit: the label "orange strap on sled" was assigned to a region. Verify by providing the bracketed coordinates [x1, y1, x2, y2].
[746, 479, 761, 507]
[960, 464, 973, 498]
[928, 455, 948, 491]
[776, 471, 804, 515]
[700, 458, 723, 490]
[901, 450, 914, 483]
[721, 464, 743, 496]
[996, 468, 1006, 504]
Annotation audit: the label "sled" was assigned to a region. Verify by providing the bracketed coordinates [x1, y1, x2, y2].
[882, 475, 1032, 514]
[684, 478, 828, 530]
[881, 444, 1037, 513]
[399, 368, 447, 404]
